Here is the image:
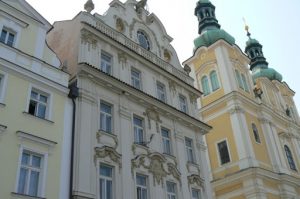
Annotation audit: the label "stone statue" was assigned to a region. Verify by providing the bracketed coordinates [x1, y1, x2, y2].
[136, 0, 147, 12]
[84, 0, 95, 13]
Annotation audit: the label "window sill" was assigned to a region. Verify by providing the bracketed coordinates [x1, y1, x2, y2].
[134, 142, 149, 149]
[22, 112, 54, 124]
[11, 192, 46, 199]
[0, 102, 6, 107]
[187, 161, 198, 167]
[98, 130, 117, 138]
[163, 152, 176, 160]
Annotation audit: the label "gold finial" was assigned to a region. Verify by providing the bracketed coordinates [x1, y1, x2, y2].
[243, 17, 251, 37]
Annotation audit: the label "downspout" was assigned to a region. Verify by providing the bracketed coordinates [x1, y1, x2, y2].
[68, 82, 79, 199]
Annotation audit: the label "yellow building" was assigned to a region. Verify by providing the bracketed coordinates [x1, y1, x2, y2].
[0, 0, 71, 198]
[184, 0, 300, 198]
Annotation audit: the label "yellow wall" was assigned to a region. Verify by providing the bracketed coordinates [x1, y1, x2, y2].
[215, 183, 243, 197]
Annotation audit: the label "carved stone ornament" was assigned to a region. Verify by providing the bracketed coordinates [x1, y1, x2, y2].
[143, 108, 161, 132]
[84, 0, 95, 13]
[81, 29, 98, 49]
[116, 18, 125, 32]
[96, 131, 119, 149]
[135, 0, 147, 13]
[168, 80, 176, 96]
[228, 105, 245, 114]
[131, 152, 181, 186]
[94, 146, 122, 168]
[188, 174, 204, 188]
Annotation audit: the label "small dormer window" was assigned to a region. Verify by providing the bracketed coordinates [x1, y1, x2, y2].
[137, 30, 150, 50]
[0, 27, 15, 47]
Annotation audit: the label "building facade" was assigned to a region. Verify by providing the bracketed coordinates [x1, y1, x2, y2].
[184, 0, 300, 198]
[47, 0, 213, 198]
[0, 0, 71, 198]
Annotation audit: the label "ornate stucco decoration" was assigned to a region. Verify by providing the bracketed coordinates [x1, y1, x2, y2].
[135, 0, 147, 13]
[187, 174, 204, 188]
[168, 80, 176, 96]
[143, 108, 161, 132]
[189, 93, 197, 105]
[96, 131, 119, 149]
[131, 152, 181, 186]
[228, 105, 245, 114]
[118, 52, 127, 68]
[94, 146, 122, 168]
[115, 18, 125, 33]
[184, 64, 191, 75]
[84, 0, 95, 13]
[81, 29, 98, 50]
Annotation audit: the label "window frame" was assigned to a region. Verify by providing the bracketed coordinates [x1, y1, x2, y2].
[191, 188, 202, 199]
[166, 181, 177, 199]
[161, 127, 172, 155]
[179, 94, 188, 113]
[99, 164, 114, 199]
[200, 75, 210, 96]
[137, 30, 151, 51]
[136, 174, 148, 199]
[0, 26, 16, 47]
[100, 52, 112, 75]
[131, 68, 142, 90]
[0, 71, 8, 104]
[209, 70, 220, 91]
[185, 137, 196, 164]
[100, 101, 113, 134]
[216, 139, 231, 166]
[156, 81, 167, 103]
[15, 147, 48, 198]
[133, 115, 145, 145]
[26, 86, 52, 120]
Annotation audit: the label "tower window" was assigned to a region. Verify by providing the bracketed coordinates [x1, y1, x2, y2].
[137, 30, 150, 50]
[284, 145, 297, 171]
[201, 76, 210, 96]
[241, 74, 249, 92]
[217, 140, 231, 165]
[210, 70, 220, 91]
[252, 123, 261, 143]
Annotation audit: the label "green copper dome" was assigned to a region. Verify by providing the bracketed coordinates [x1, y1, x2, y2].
[194, 29, 235, 50]
[252, 68, 283, 82]
[198, 0, 210, 3]
[246, 38, 260, 46]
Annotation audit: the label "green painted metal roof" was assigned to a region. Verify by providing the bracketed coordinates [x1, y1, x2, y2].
[252, 68, 283, 82]
[194, 29, 235, 50]
[198, 0, 211, 3]
[246, 38, 260, 46]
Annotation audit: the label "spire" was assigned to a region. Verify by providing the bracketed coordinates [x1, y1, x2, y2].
[194, 0, 221, 34]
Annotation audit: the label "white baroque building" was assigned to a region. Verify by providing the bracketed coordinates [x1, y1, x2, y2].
[47, 0, 212, 198]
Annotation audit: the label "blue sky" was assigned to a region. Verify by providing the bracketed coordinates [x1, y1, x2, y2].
[27, 0, 300, 110]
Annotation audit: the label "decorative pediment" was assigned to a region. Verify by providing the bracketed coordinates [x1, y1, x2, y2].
[187, 174, 204, 187]
[94, 146, 122, 168]
[132, 152, 181, 186]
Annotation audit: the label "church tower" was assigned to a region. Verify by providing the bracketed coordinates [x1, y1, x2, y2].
[184, 0, 300, 198]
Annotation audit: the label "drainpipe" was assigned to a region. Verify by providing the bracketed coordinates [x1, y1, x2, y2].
[68, 82, 79, 199]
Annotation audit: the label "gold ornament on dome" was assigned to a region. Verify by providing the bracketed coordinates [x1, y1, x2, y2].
[116, 18, 125, 32]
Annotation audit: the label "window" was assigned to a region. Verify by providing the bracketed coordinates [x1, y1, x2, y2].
[217, 140, 230, 165]
[17, 151, 43, 197]
[192, 189, 201, 199]
[157, 82, 166, 102]
[179, 95, 188, 113]
[210, 70, 220, 91]
[252, 123, 261, 143]
[136, 174, 148, 199]
[99, 164, 113, 199]
[101, 53, 112, 74]
[100, 102, 112, 133]
[166, 181, 177, 199]
[0, 27, 15, 46]
[284, 145, 297, 171]
[201, 76, 210, 96]
[235, 70, 243, 89]
[131, 69, 142, 90]
[137, 30, 150, 50]
[133, 116, 144, 145]
[185, 137, 195, 163]
[161, 128, 172, 155]
[241, 74, 249, 92]
[28, 89, 49, 119]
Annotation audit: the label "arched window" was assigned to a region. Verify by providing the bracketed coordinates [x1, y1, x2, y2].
[251, 123, 261, 143]
[210, 70, 220, 91]
[137, 30, 150, 50]
[201, 76, 210, 96]
[241, 74, 249, 92]
[250, 51, 254, 58]
[284, 145, 297, 171]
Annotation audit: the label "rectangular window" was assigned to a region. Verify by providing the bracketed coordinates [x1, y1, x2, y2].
[133, 116, 144, 145]
[179, 95, 188, 113]
[161, 128, 172, 155]
[101, 53, 112, 74]
[217, 140, 231, 165]
[0, 28, 15, 46]
[166, 181, 177, 199]
[131, 69, 142, 90]
[17, 151, 43, 197]
[136, 174, 148, 199]
[192, 189, 201, 199]
[100, 102, 112, 133]
[157, 82, 166, 102]
[28, 89, 49, 119]
[185, 137, 195, 163]
[99, 164, 113, 199]
[0, 74, 3, 99]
